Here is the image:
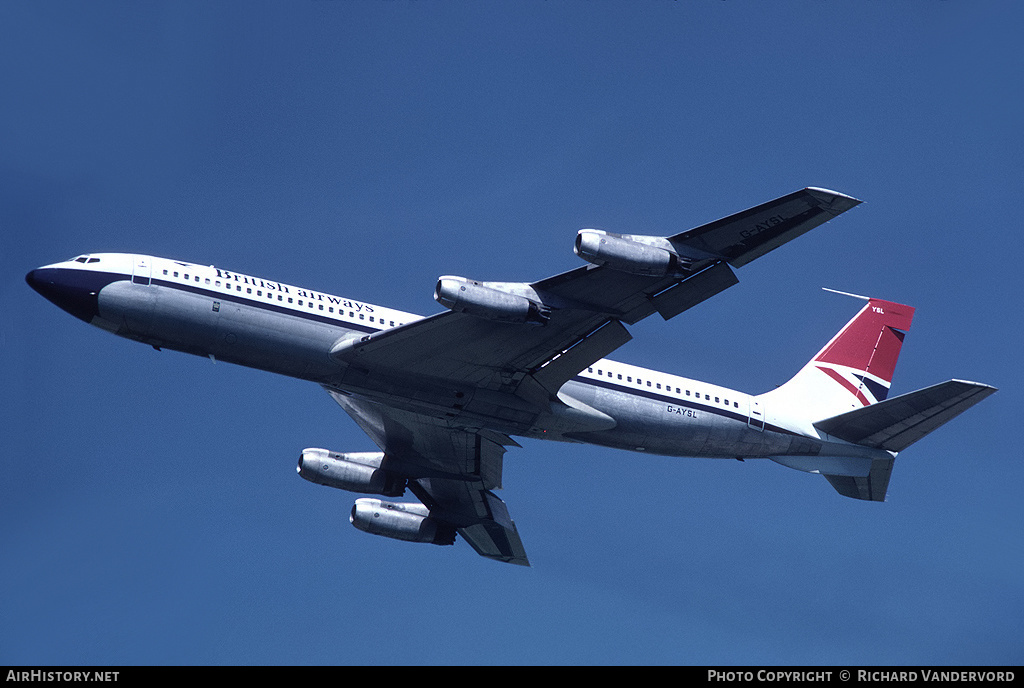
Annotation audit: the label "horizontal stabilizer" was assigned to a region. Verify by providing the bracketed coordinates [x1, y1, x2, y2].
[771, 453, 890, 501]
[814, 380, 996, 452]
[770, 454, 873, 477]
[823, 457, 894, 502]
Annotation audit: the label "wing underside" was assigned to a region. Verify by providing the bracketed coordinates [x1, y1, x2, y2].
[320, 188, 862, 564]
[330, 188, 860, 398]
[328, 390, 530, 566]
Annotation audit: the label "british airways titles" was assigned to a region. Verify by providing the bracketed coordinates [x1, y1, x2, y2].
[210, 266, 376, 314]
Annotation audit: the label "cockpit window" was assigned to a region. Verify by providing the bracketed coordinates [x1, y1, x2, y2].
[72, 256, 101, 264]
[87, 257, 100, 263]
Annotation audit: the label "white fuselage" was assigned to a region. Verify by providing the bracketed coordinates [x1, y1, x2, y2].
[28, 253, 887, 465]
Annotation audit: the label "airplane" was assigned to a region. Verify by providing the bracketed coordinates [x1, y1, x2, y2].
[25, 187, 996, 566]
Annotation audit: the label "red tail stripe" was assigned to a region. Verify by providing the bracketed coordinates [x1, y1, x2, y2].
[814, 299, 915, 383]
[818, 365, 871, 406]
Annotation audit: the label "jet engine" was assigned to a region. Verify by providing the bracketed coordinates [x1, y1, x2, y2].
[350, 498, 457, 546]
[297, 448, 406, 497]
[434, 276, 549, 325]
[574, 230, 693, 277]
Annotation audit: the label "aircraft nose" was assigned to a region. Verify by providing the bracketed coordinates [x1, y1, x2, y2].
[25, 267, 57, 299]
[25, 266, 102, 323]
[25, 268, 42, 291]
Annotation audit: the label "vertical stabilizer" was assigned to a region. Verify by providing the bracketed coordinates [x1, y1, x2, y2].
[761, 296, 915, 422]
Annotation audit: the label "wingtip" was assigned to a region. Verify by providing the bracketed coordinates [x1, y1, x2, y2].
[804, 187, 863, 212]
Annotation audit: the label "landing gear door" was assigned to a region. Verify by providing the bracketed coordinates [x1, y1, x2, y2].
[748, 399, 765, 431]
[132, 256, 152, 285]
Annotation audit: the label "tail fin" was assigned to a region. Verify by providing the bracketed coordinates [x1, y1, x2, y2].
[763, 294, 915, 422]
[764, 295, 997, 503]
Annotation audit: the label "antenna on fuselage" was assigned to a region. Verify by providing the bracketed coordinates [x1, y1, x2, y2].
[821, 287, 870, 301]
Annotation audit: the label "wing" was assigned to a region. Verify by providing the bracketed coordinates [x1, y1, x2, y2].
[667, 186, 861, 268]
[328, 188, 861, 400]
[324, 188, 860, 565]
[328, 390, 530, 566]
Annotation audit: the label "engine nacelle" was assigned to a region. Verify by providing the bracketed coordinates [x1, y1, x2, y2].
[350, 498, 457, 546]
[434, 276, 549, 325]
[574, 230, 691, 277]
[297, 448, 405, 497]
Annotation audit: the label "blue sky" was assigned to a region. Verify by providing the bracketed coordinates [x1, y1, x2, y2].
[3, 1, 1021, 665]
